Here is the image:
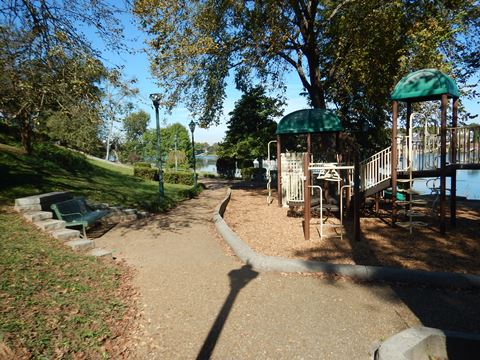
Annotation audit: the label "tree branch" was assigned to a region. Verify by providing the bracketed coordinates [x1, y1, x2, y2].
[327, 0, 357, 22]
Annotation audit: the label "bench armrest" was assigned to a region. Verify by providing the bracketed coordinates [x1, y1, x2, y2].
[58, 211, 83, 217]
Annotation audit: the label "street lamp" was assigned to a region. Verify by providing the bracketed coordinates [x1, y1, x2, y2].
[174, 132, 178, 171]
[149, 93, 164, 198]
[189, 119, 197, 187]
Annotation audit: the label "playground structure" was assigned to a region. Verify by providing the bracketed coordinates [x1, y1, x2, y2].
[267, 69, 480, 240]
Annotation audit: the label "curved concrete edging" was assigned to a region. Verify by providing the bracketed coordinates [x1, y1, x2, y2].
[213, 188, 480, 289]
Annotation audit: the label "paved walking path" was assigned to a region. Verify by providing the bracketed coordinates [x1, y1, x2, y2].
[97, 181, 480, 359]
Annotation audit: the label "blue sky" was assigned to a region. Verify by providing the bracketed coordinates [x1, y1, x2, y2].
[88, 9, 479, 145]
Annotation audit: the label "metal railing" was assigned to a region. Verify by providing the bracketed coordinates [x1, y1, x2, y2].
[360, 146, 392, 191]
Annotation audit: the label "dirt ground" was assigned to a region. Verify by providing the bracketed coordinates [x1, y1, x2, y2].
[224, 189, 480, 275]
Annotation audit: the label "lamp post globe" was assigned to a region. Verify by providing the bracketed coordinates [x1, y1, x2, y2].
[188, 120, 197, 187]
[149, 93, 164, 198]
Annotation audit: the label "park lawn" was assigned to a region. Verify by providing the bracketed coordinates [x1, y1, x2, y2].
[0, 141, 197, 212]
[0, 208, 134, 358]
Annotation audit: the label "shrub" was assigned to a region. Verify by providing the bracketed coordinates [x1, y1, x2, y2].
[252, 167, 266, 181]
[134, 162, 152, 168]
[133, 165, 158, 181]
[164, 170, 195, 185]
[238, 159, 254, 169]
[127, 152, 141, 164]
[241, 167, 254, 181]
[216, 157, 236, 178]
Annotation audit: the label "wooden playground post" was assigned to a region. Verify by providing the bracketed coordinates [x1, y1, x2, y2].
[391, 101, 398, 224]
[440, 94, 447, 234]
[303, 133, 312, 240]
[451, 98, 458, 227]
[406, 102, 412, 211]
[277, 135, 282, 207]
[354, 156, 361, 241]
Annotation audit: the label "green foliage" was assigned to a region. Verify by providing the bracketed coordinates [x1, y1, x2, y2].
[164, 171, 194, 186]
[165, 150, 189, 170]
[123, 110, 149, 142]
[240, 167, 266, 182]
[0, 133, 194, 212]
[240, 167, 254, 181]
[133, 165, 158, 181]
[46, 106, 103, 154]
[202, 173, 217, 178]
[216, 157, 236, 179]
[218, 86, 281, 162]
[135, 162, 152, 168]
[135, 0, 479, 151]
[0, 0, 128, 154]
[142, 123, 193, 165]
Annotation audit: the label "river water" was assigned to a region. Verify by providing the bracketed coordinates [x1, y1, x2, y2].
[196, 155, 480, 200]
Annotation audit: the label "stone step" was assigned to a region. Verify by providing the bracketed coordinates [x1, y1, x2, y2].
[23, 210, 53, 222]
[50, 228, 81, 241]
[15, 191, 68, 206]
[66, 239, 95, 251]
[14, 204, 42, 212]
[34, 219, 65, 231]
[87, 248, 113, 258]
[15, 196, 41, 207]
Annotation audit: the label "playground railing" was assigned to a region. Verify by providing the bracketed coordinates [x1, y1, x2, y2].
[360, 146, 392, 192]
[449, 125, 480, 165]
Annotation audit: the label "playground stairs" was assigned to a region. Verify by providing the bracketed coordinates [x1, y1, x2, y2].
[14, 192, 112, 258]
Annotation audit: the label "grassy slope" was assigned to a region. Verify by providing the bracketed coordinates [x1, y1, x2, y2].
[0, 135, 199, 356]
[0, 141, 195, 212]
[0, 209, 133, 358]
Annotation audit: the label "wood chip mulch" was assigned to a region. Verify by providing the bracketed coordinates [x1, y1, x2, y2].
[223, 189, 480, 275]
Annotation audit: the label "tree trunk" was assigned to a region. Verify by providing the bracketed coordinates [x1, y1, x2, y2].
[20, 116, 33, 155]
[309, 85, 326, 109]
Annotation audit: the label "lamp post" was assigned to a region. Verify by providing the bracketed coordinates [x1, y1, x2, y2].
[189, 119, 197, 187]
[149, 93, 164, 198]
[174, 132, 178, 171]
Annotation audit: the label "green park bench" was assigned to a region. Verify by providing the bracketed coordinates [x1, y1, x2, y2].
[51, 198, 109, 239]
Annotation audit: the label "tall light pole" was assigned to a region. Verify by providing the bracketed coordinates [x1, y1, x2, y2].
[149, 93, 164, 198]
[174, 132, 178, 171]
[189, 119, 197, 187]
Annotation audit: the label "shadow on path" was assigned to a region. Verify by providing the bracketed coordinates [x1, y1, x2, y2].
[196, 264, 259, 360]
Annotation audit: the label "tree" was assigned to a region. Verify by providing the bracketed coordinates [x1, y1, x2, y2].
[123, 110, 150, 143]
[100, 71, 138, 161]
[134, 0, 479, 147]
[46, 105, 103, 155]
[0, 0, 128, 153]
[218, 86, 283, 163]
[142, 123, 193, 166]
[118, 109, 149, 162]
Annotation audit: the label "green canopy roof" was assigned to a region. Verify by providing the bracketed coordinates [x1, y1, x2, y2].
[276, 109, 343, 135]
[391, 69, 460, 102]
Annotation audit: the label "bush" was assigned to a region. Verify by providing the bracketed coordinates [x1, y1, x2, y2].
[241, 167, 266, 181]
[216, 157, 236, 178]
[134, 162, 152, 168]
[238, 159, 254, 169]
[241, 167, 254, 181]
[164, 170, 195, 185]
[133, 165, 158, 181]
[252, 167, 266, 181]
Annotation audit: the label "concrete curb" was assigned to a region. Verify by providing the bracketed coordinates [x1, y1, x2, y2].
[213, 188, 480, 289]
